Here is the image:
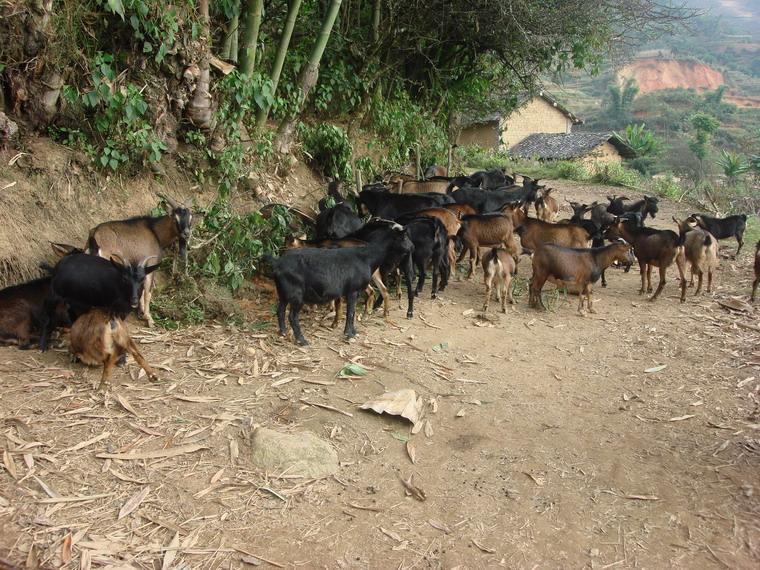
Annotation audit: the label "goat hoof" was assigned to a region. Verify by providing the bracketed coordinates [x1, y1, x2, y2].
[601, 283, 607, 288]
[148, 373, 159, 382]
[406, 312, 413, 319]
[589, 308, 597, 314]
[431, 293, 437, 299]
[295, 338, 309, 346]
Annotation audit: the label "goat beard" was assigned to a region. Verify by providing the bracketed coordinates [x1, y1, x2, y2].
[179, 239, 188, 260]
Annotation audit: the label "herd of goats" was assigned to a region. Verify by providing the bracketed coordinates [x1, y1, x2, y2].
[0, 168, 758, 389]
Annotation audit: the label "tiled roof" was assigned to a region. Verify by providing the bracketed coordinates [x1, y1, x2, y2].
[509, 132, 636, 160]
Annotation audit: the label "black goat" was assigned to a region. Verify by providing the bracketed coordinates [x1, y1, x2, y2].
[39, 252, 160, 351]
[450, 177, 542, 213]
[687, 213, 747, 257]
[271, 223, 414, 345]
[314, 202, 363, 239]
[357, 188, 452, 219]
[470, 168, 514, 189]
[395, 216, 450, 298]
[607, 195, 659, 220]
[0, 277, 70, 348]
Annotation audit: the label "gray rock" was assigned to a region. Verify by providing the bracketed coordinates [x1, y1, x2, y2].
[250, 427, 338, 478]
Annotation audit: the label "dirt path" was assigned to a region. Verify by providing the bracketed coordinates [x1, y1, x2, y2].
[1, 181, 759, 569]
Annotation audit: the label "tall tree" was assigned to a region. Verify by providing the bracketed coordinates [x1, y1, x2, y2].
[255, 0, 303, 129]
[238, 0, 264, 75]
[275, 0, 343, 155]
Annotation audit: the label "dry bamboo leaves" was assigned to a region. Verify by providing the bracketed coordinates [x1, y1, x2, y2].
[117, 486, 151, 519]
[400, 474, 426, 501]
[96, 444, 207, 460]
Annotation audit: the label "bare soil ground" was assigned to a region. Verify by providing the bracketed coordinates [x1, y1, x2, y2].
[1, 181, 759, 569]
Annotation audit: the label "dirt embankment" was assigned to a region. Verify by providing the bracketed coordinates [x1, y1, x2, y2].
[618, 58, 725, 94]
[0, 138, 324, 289]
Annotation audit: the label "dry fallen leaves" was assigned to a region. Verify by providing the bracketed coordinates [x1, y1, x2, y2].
[360, 389, 422, 427]
[400, 474, 426, 501]
[118, 486, 151, 520]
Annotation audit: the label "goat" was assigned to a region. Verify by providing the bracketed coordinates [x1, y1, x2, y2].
[442, 203, 477, 218]
[317, 179, 345, 212]
[284, 236, 388, 325]
[358, 187, 452, 219]
[314, 202, 363, 239]
[510, 207, 591, 254]
[69, 309, 158, 391]
[0, 278, 69, 348]
[444, 175, 477, 193]
[271, 223, 414, 345]
[424, 165, 447, 178]
[607, 195, 659, 221]
[86, 193, 192, 327]
[481, 248, 516, 313]
[535, 188, 559, 222]
[451, 177, 542, 213]
[605, 217, 685, 301]
[672, 216, 719, 302]
[752, 241, 760, 302]
[470, 169, 514, 189]
[392, 178, 450, 194]
[529, 240, 635, 315]
[402, 217, 451, 298]
[40, 251, 160, 351]
[455, 212, 519, 280]
[686, 213, 747, 257]
[397, 207, 461, 268]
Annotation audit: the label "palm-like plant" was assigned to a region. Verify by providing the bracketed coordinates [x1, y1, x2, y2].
[613, 123, 662, 157]
[716, 149, 750, 186]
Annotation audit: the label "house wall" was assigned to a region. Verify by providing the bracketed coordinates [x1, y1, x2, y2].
[580, 141, 623, 164]
[457, 122, 500, 150]
[501, 98, 574, 148]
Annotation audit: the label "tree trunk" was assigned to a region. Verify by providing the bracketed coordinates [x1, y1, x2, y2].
[186, 0, 213, 130]
[255, 0, 302, 130]
[220, 1, 240, 62]
[238, 0, 263, 75]
[275, 0, 343, 155]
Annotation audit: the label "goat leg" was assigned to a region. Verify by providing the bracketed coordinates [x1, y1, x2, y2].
[649, 266, 667, 301]
[331, 298, 341, 329]
[483, 275, 493, 312]
[126, 338, 158, 381]
[735, 236, 743, 258]
[288, 302, 308, 346]
[343, 292, 358, 339]
[431, 254, 440, 299]
[402, 255, 415, 319]
[97, 352, 120, 392]
[601, 268, 607, 288]
[646, 264, 654, 293]
[707, 269, 713, 293]
[276, 301, 288, 337]
[752, 276, 759, 302]
[638, 263, 647, 295]
[586, 285, 596, 313]
[695, 270, 704, 295]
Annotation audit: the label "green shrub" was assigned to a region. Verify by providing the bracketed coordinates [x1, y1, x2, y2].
[589, 162, 641, 187]
[649, 174, 682, 199]
[300, 123, 353, 181]
[455, 145, 514, 172]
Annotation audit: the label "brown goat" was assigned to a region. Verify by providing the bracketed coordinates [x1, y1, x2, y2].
[87, 194, 193, 328]
[392, 178, 450, 194]
[456, 213, 519, 279]
[673, 217, 718, 302]
[530, 240, 635, 315]
[442, 203, 477, 218]
[510, 206, 591, 252]
[69, 309, 157, 391]
[535, 188, 559, 222]
[481, 248, 516, 313]
[284, 237, 389, 324]
[605, 218, 685, 301]
[751, 241, 759, 302]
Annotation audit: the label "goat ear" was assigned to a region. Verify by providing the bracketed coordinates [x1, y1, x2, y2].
[51, 242, 78, 257]
[110, 254, 126, 269]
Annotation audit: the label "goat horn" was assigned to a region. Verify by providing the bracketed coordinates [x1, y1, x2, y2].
[158, 193, 181, 209]
[140, 255, 160, 267]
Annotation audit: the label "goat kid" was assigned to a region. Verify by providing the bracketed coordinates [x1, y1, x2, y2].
[482, 248, 517, 313]
[535, 188, 559, 222]
[69, 309, 158, 391]
[673, 217, 719, 302]
[455, 211, 519, 280]
[530, 240, 634, 315]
